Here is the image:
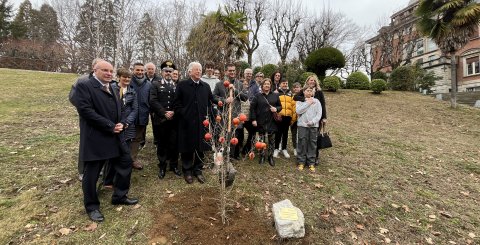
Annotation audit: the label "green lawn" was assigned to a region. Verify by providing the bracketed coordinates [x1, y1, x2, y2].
[0, 68, 479, 244]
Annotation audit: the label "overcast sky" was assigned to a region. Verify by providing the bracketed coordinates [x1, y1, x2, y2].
[9, 0, 413, 65]
[11, 0, 412, 28]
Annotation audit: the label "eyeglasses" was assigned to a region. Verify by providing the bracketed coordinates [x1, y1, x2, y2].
[256, 75, 264, 78]
[164, 70, 173, 73]
[227, 70, 236, 72]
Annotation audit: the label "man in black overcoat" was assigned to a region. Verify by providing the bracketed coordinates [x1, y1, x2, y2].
[174, 61, 217, 184]
[74, 60, 138, 222]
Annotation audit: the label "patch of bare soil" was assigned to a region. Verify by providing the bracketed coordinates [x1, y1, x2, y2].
[149, 187, 276, 245]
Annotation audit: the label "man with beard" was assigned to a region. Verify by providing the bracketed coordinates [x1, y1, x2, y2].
[130, 62, 151, 170]
[174, 62, 218, 184]
[150, 60, 182, 179]
[212, 64, 247, 160]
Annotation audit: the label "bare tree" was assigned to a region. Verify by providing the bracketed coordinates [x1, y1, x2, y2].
[296, 7, 358, 63]
[224, 0, 266, 66]
[268, 0, 302, 65]
[151, 0, 206, 73]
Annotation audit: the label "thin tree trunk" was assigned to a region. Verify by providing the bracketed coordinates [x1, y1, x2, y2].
[450, 54, 457, 108]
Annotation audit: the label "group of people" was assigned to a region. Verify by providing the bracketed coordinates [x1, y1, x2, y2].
[70, 58, 327, 222]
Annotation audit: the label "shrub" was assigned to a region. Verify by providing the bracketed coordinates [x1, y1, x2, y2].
[346, 72, 370, 90]
[304, 47, 345, 80]
[260, 64, 278, 79]
[323, 76, 341, 92]
[389, 65, 415, 91]
[299, 72, 316, 85]
[372, 71, 388, 81]
[371, 79, 388, 94]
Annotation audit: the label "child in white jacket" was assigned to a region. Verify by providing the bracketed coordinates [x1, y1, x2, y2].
[295, 87, 322, 172]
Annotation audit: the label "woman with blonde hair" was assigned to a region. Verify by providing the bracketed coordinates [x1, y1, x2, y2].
[293, 74, 327, 165]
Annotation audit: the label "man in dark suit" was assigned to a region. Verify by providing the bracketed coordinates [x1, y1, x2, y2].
[74, 60, 138, 222]
[150, 60, 182, 179]
[174, 62, 217, 184]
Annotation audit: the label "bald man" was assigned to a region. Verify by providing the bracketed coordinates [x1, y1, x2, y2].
[74, 60, 138, 222]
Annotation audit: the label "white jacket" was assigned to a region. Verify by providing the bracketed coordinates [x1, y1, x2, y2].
[296, 98, 322, 127]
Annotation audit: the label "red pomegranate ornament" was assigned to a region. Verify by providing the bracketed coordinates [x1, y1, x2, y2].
[218, 101, 223, 107]
[248, 152, 255, 160]
[204, 133, 212, 141]
[215, 115, 222, 122]
[232, 118, 240, 126]
[223, 80, 230, 88]
[238, 113, 247, 122]
[255, 142, 263, 150]
[218, 136, 225, 143]
[230, 137, 239, 145]
[202, 119, 209, 127]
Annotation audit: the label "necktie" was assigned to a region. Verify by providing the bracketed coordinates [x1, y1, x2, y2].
[102, 84, 111, 94]
[119, 87, 124, 99]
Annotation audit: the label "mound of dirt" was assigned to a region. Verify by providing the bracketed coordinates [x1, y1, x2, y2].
[149, 187, 275, 244]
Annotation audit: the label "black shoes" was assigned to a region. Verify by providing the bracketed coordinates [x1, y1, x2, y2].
[158, 169, 166, 179]
[111, 197, 139, 205]
[196, 174, 206, 184]
[184, 175, 194, 184]
[171, 168, 182, 176]
[268, 156, 275, 166]
[87, 210, 104, 222]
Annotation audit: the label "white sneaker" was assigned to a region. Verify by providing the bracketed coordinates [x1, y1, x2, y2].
[273, 149, 280, 158]
[293, 149, 297, 156]
[282, 149, 290, 158]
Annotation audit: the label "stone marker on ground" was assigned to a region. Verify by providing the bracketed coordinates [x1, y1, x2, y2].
[272, 199, 305, 238]
[474, 100, 480, 108]
[435, 94, 443, 101]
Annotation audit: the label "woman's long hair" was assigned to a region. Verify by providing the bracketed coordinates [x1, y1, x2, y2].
[303, 74, 321, 91]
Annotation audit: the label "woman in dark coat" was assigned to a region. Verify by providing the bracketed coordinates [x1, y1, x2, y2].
[103, 68, 138, 188]
[250, 79, 282, 166]
[293, 74, 327, 165]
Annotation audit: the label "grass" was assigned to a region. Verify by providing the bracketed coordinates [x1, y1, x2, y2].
[0, 68, 479, 244]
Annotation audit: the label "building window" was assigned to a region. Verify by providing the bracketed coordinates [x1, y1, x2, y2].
[426, 39, 438, 52]
[466, 56, 480, 76]
[416, 39, 424, 56]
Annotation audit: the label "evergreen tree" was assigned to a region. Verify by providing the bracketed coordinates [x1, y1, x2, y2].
[0, 0, 13, 39]
[37, 4, 60, 43]
[136, 12, 155, 63]
[10, 0, 32, 39]
[74, 0, 116, 72]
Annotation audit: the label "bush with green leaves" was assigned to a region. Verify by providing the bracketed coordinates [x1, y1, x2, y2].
[260, 64, 278, 79]
[371, 79, 388, 94]
[323, 76, 341, 92]
[389, 65, 415, 91]
[299, 72, 316, 85]
[304, 47, 345, 80]
[346, 72, 370, 90]
[372, 71, 388, 81]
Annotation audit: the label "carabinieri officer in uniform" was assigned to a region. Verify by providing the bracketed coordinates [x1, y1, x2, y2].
[149, 60, 182, 179]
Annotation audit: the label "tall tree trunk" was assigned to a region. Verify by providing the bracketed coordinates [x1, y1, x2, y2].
[450, 54, 457, 108]
[247, 51, 252, 67]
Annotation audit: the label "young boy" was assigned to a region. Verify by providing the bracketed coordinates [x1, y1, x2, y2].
[290, 82, 301, 156]
[295, 87, 322, 172]
[274, 78, 295, 158]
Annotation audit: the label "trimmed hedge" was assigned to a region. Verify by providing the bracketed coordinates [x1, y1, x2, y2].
[371, 79, 387, 94]
[299, 72, 317, 85]
[323, 76, 341, 92]
[346, 72, 370, 90]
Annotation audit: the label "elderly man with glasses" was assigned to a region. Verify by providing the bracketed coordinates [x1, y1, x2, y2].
[149, 60, 182, 179]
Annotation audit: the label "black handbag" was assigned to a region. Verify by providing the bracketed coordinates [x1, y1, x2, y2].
[317, 123, 332, 149]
